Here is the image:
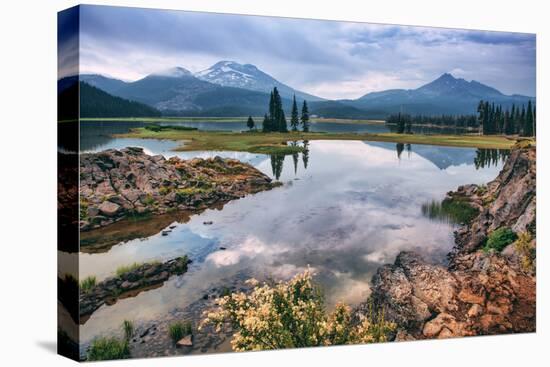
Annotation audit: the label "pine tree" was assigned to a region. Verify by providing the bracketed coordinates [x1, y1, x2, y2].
[524, 100, 534, 137]
[262, 113, 270, 133]
[290, 95, 299, 131]
[520, 105, 526, 135]
[246, 115, 255, 131]
[301, 100, 310, 132]
[279, 109, 288, 132]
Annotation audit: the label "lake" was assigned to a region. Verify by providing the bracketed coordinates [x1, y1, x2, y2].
[73, 122, 507, 347]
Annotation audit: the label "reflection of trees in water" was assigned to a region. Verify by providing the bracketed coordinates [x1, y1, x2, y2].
[474, 149, 510, 169]
[290, 141, 299, 174]
[396, 143, 405, 159]
[270, 154, 285, 180]
[79, 121, 147, 151]
[269, 140, 311, 179]
[302, 140, 310, 169]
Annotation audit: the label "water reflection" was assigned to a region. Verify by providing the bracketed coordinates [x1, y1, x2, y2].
[75, 123, 508, 344]
[474, 149, 510, 169]
[78, 140, 505, 343]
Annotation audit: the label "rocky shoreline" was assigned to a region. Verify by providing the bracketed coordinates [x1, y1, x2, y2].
[79, 256, 191, 322]
[363, 146, 536, 340]
[79, 147, 280, 231]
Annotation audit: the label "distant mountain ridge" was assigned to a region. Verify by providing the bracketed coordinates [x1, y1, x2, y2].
[343, 73, 533, 116]
[68, 67, 534, 118]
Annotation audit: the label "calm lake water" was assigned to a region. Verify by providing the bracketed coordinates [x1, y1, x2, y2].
[74, 122, 506, 344]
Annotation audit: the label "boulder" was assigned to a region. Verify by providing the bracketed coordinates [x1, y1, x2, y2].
[98, 201, 121, 217]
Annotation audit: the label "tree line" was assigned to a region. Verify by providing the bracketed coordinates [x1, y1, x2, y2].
[387, 113, 478, 133]
[387, 100, 536, 137]
[477, 100, 535, 136]
[245, 87, 310, 132]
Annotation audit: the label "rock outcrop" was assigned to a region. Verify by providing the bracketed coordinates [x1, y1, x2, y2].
[364, 147, 536, 340]
[79, 147, 279, 230]
[79, 256, 191, 323]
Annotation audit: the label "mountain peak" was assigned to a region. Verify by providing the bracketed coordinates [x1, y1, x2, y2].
[195, 60, 323, 101]
[438, 72, 456, 80]
[151, 66, 192, 78]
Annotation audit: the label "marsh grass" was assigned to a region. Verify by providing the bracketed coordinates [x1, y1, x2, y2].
[115, 260, 161, 278]
[117, 128, 523, 154]
[87, 337, 130, 361]
[168, 321, 192, 344]
[122, 320, 134, 341]
[421, 198, 479, 225]
[80, 276, 97, 293]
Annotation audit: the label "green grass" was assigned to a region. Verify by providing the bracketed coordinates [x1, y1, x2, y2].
[87, 337, 130, 361]
[115, 260, 161, 277]
[484, 227, 518, 252]
[117, 128, 525, 153]
[80, 276, 97, 293]
[168, 321, 192, 344]
[422, 197, 479, 225]
[122, 320, 134, 341]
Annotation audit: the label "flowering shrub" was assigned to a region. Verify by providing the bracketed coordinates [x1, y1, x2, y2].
[200, 269, 395, 351]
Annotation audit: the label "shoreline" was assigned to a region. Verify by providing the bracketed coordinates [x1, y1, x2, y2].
[116, 127, 526, 152]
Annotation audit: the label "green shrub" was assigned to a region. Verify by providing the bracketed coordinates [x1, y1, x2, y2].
[168, 321, 192, 344]
[484, 227, 518, 252]
[87, 337, 130, 361]
[80, 276, 96, 293]
[122, 320, 134, 341]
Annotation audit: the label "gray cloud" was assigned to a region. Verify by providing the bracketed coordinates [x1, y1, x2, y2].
[72, 5, 535, 99]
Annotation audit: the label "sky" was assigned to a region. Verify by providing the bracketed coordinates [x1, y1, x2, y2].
[61, 5, 536, 99]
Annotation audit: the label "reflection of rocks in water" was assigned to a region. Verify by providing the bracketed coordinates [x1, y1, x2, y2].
[80, 256, 191, 323]
[80, 210, 195, 253]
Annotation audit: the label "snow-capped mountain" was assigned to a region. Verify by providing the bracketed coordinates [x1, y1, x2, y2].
[195, 61, 323, 101]
[151, 66, 193, 78]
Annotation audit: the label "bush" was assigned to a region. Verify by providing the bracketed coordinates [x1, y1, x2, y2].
[122, 320, 134, 341]
[168, 321, 192, 344]
[514, 232, 535, 272]
[484, 227, 518, 252]
[80, 276, 96, 293]
[200, 269, 395, 351]
[87, 337, 130, 361]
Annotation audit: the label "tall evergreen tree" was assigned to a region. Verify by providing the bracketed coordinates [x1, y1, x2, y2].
[278, 109, 288, 132]
[290, 95, 299, 131]
[262, 113, 271, 132]
[246, 115, 255, 131]
[524, 100, 534, 137]
[301, 100, 310, 132]
[520, 105, 526, 135]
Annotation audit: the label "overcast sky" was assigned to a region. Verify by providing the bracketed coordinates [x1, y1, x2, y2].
[68, 5, 535, 99]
